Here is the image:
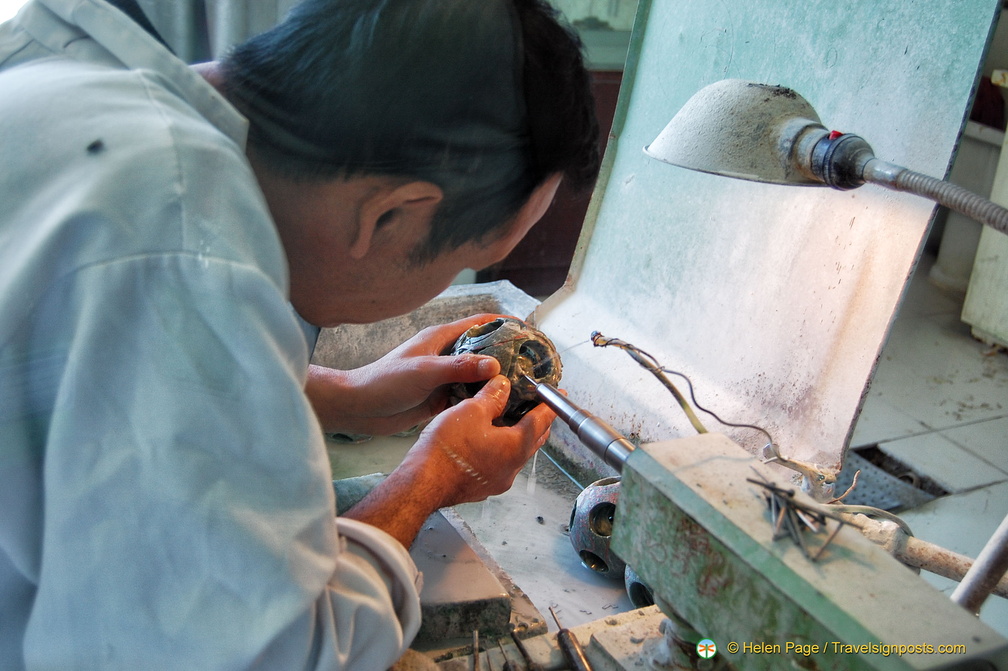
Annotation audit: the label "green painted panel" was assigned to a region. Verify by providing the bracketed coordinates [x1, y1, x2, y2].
[541, 0, 1001, 478]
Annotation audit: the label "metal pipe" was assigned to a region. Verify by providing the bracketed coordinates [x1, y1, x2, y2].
[898, 536, 1008, 601]
[863, 158, 1008, 237]
[527, 377, 634, 472]
[951, 513, 1008, 614]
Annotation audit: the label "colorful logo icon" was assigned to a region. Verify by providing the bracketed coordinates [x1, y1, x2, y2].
[697, 638, 717, 659]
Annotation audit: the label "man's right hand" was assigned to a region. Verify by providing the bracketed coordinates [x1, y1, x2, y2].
[341, 375, 556, 548]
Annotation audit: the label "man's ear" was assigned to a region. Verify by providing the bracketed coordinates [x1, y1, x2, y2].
[350, 181, 444, 259]
[493, 172, 563, 249]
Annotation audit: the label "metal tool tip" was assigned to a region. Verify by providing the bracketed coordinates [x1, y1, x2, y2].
[548, 606, 562, 628]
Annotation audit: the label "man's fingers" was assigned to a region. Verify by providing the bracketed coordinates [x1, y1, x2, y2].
[415, 313, 507, 354]
[408, 351, 499, 390]
[446, 354, 500, 381]
[472, 375, 511, 418]
[514, 402, 556, 456]
[445, 313, 505, 332]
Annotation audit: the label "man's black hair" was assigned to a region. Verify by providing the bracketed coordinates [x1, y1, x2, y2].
[220, 0, 600, 260]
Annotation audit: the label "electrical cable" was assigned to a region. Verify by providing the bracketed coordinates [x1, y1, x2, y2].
[591, 331, 775, 445]
[826, 503, 915, 538]
[588, 333, 916, 543]
[657, 365, 775, 447]
[590, 332, 706, 433]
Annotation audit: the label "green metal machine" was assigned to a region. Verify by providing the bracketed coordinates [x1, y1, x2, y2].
[614, 433, 1008, 669]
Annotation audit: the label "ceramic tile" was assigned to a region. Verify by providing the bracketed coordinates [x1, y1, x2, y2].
[899, 482, 1008, 636]
[899, 481, 1008, 558]
[858, 255, 1008, 638]
[849, 394, 929, 448]
[877, 432, 1008, 493]
[864, 313, 1008, 432]
[942, 417, 1008, 473]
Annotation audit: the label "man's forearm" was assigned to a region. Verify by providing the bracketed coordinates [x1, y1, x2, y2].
[341, 449, 449, 549]
[305, 364, 352, 431]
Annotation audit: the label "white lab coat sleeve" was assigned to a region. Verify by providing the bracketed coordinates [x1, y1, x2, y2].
[308, 519, 424, 667]
[21, 252, 421, 670]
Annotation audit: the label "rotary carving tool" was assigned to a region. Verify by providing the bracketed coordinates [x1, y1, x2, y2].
[524, 376, 634, 472]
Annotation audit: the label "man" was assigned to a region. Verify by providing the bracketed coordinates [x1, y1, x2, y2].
[0, 0, 599, 669]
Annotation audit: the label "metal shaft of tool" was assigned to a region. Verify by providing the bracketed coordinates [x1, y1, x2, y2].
[549, 606, 593, 671]
[951, 512, 1008, 614]
[527, 378, 634, 472]
[497, 640, 518, 671]
[509, 628, 543, 671]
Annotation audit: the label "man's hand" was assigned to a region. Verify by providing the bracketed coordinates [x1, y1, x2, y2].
[408, 374, 556, 507]
[342, 375, 556, 548]
[306, 314, 504, 435]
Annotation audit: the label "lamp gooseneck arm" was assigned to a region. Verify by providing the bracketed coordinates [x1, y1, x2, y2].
[862, 158, 1008, 237]
[805, 130, 1008, 237]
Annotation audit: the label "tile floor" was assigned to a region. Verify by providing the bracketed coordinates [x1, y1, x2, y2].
[850, 252, 1008, 635]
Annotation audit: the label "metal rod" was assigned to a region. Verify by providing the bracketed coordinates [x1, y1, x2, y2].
[549, 607, 593, 671]
[951, 512, 1008, 613]
[526, 377, 634, 472]
[497, 640, 517, 671]
[509, 627, 543, 671]
[811, 522, 845, 562]
[898, 536, 1008, 600]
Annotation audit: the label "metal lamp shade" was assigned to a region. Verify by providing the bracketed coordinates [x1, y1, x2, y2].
[644, 79, 826, 185]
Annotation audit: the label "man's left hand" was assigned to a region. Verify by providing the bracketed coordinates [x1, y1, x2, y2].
[305, 314, 504, 435]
